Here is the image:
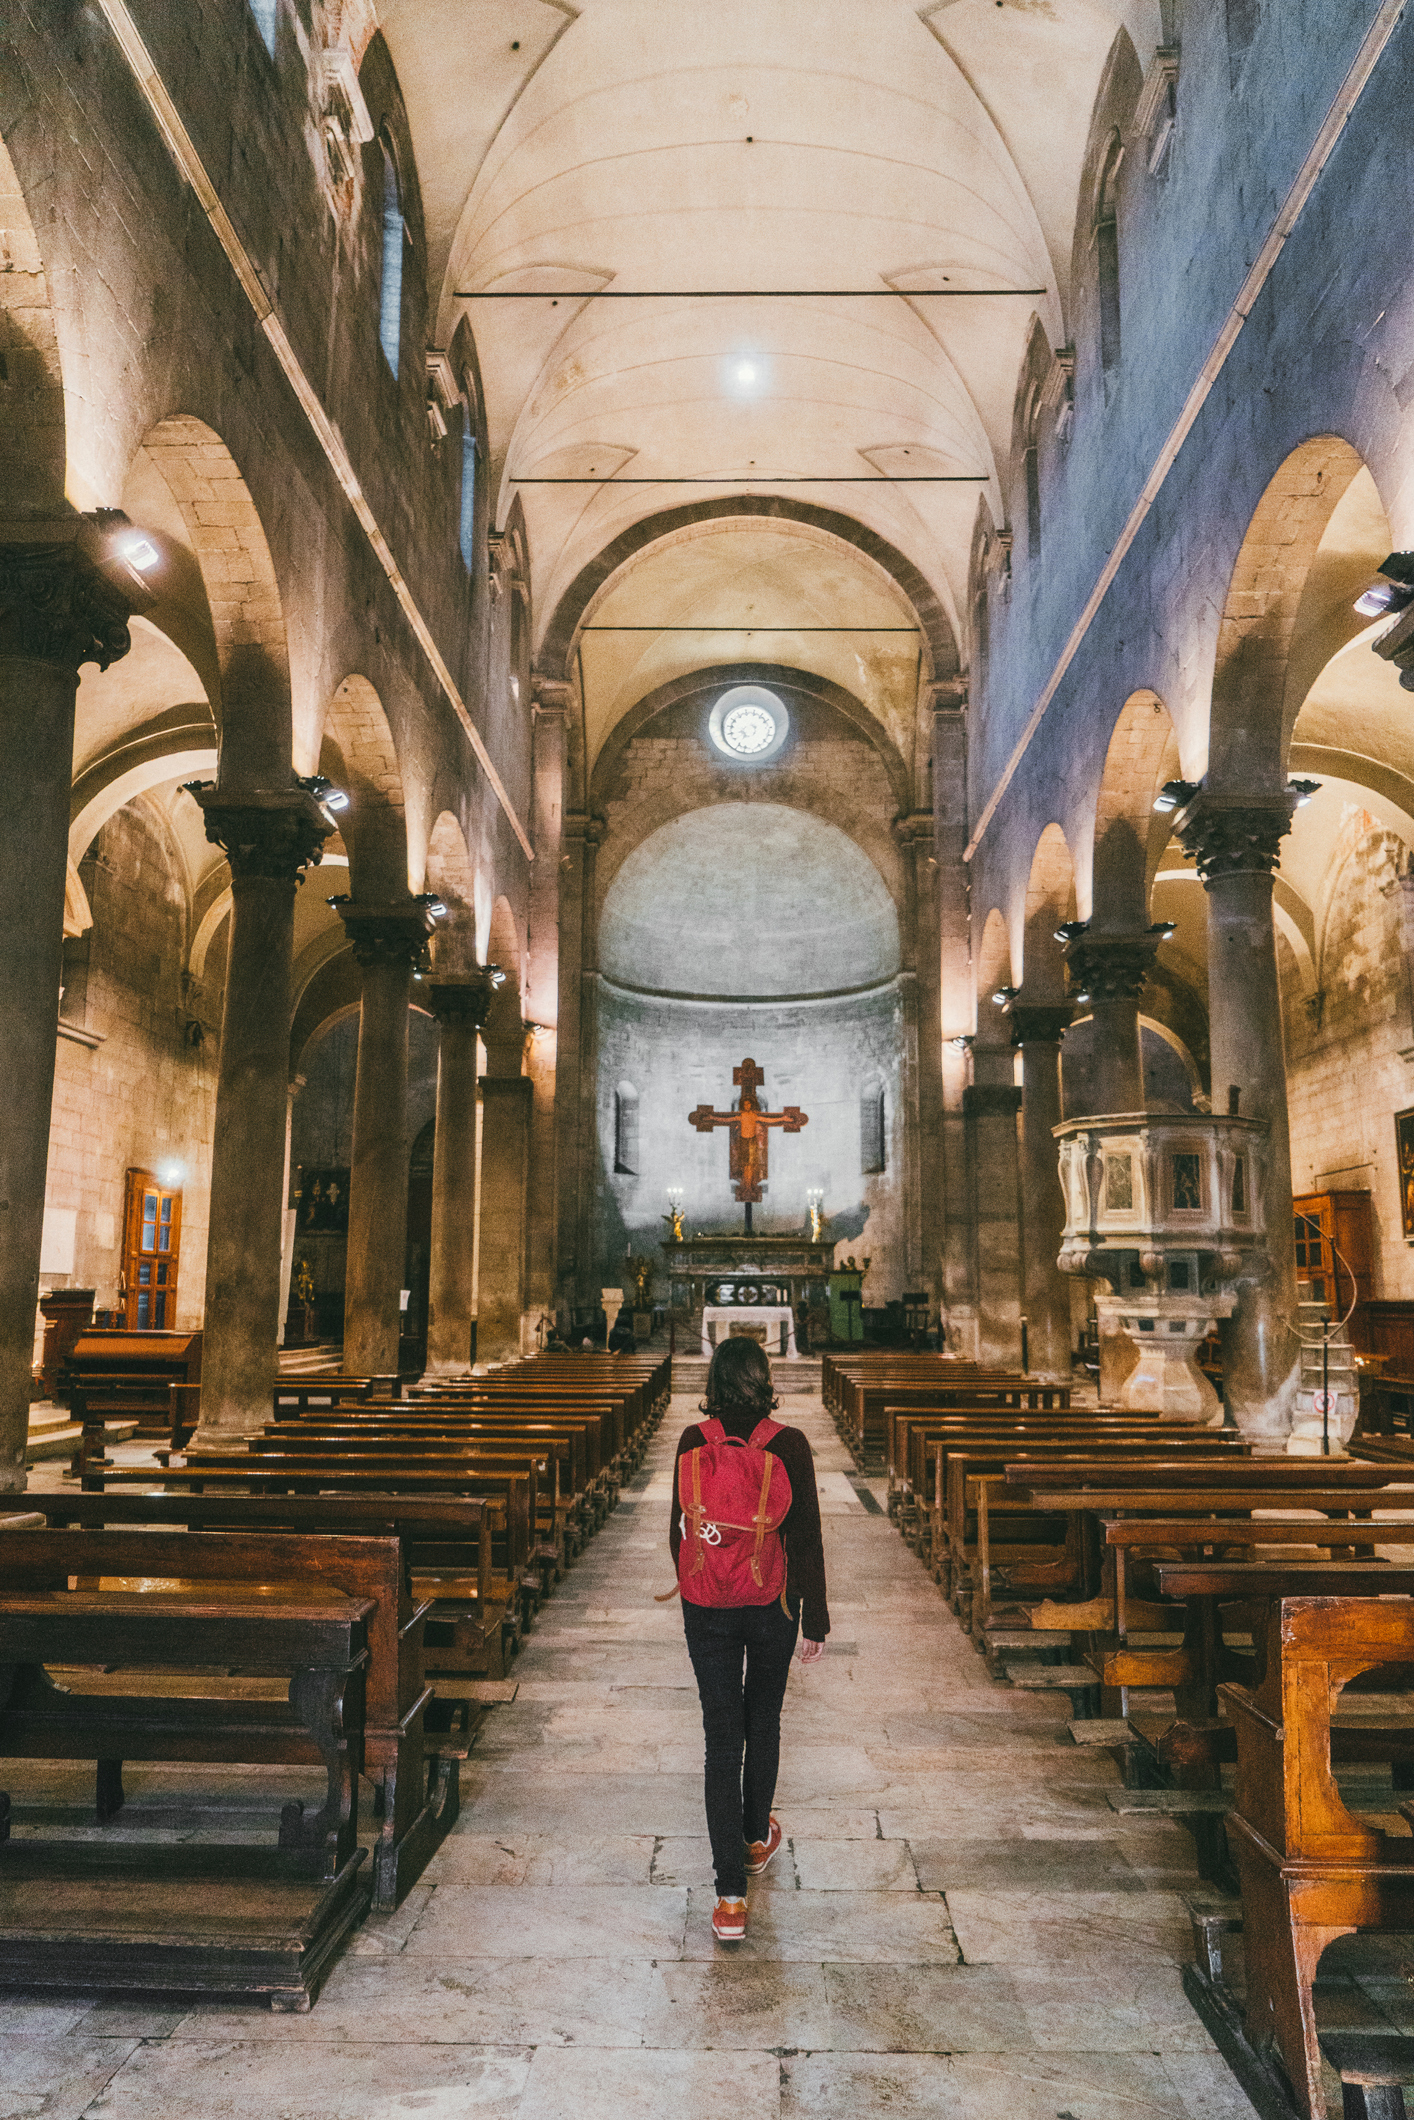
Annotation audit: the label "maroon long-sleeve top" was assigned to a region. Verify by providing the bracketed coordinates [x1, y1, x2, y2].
[668, 1411, 831, 1641]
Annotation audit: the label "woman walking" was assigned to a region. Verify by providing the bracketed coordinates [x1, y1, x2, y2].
[668, 1336, 830, 1943]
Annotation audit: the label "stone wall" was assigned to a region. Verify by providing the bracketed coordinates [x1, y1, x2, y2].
[595, 979, 907, 1304]
[44, 802, 221, 1329]
[1282, 823, 1414, 1301]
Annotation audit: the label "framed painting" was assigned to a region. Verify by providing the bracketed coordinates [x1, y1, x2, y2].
[1397, 1108, 1414, 1242]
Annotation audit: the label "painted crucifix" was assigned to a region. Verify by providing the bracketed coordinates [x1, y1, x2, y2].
[688, 1058, 808, 1234]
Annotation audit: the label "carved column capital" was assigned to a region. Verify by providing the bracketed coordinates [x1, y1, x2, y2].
[1007, 1003, 1074, 1049]
[563, 811, 606, 849]
[1173, 792, 1295, 882]
[1062, 927, 1167, 1004]
[332, 897, 437, 969]
[426, 967, 504, 1030]
[892, 810, 936, 848]
[184, 784, 333, 881]
[531, 677, 573, 721]
[0, 514, 146, 673]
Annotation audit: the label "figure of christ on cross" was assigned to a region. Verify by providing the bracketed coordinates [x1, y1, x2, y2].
[688, 1058, 809, 1234]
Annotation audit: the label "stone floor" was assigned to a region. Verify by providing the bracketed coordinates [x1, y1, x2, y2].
[1, 1392, 1262, 2119]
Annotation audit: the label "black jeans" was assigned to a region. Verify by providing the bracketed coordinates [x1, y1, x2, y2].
[682, 1594, 800, 1896]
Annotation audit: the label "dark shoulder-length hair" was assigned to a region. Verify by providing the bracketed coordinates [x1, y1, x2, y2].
[702, 1334, 779, 1422]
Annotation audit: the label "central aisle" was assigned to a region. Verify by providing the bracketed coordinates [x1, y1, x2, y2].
[27, 1393, 1254, 2118]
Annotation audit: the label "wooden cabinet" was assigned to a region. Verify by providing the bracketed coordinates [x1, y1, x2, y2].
[1293, 1189, 1374, 1347]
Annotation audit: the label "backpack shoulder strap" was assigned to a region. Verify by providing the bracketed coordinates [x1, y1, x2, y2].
[747, 1417, 783, 1448]
[697, 1417, 725, 1444]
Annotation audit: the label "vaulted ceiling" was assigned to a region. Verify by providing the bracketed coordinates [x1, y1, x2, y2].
[380, 0, 1161, 717]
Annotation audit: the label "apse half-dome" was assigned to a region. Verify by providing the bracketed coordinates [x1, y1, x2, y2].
[600, 802, 899, 999]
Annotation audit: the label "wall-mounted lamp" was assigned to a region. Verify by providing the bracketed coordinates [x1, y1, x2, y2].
[1355, 552, 1414, 617]
[1072, 990, 1091, 1006]
[1153, 779, 1200, 814]
[158, 1160, 184, 1186]
[1054, 919, 1089, 944]
[992, 985, 1020, 1007]
[416, 893, 449, 919]
[1149, 920, 1176, 938]
[947, 1034, 975, 1052]
[1287, 778, 1321, 808]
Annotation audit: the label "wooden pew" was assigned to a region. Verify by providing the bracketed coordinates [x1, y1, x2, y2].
[78, 1458, 537, 1668]
[0, 1527, 373, 1876]
[0, 1521, 459, 1911]
[23, 1486, 509, 1687]
[1217, 1595, 1414, 2120]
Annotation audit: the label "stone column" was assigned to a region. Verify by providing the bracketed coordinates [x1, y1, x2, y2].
[424, 970, 498, 1374]
[479, 1049, 533, 1366]
[895, 812, 940, 1305]
[0, 523, 135, 1488]
[191, 789, 332, 1438]
[1007, 1004, 1075, 1378]
[965, 1042, 1024, 1367]
[933, 691, 978, 1354]
[335, 900, 435, 1377]
[1177, 794, 1299, 1440]
[526, 688, 568, 1334]
[555, 812, 605, 1317]
[1061, 927, 1166, 1113]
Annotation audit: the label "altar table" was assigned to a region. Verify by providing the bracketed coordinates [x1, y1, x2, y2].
[701, 1304, 798, 1359]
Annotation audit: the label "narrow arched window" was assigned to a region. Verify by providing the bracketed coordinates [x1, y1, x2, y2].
[249, 0, 277, 53]
[614, 1083, 639, 1175]
[459, 413, 477, 572]
[378, 138, 404, 377]
[1096, 139, 1123, 378]
[972, 582, 990, 695]
[860, 1076, 886, 1175]
[1023, 385, 1042, 561]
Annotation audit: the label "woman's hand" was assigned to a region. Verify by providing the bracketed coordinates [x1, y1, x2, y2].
[797, 1637, 825, 1665]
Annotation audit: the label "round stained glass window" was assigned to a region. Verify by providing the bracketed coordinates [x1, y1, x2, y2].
[707, 685, 788, 763]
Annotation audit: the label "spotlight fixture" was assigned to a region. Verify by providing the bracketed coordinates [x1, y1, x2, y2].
[1073, 990, 1091, 1006]
[417, 893, 449, 919]
[116, 531, 161, 573]
[1287, 777, 1321, 807]
[1355, 552, 1414, 617]
[1153, 779, 1200, 814]
[947, 1034, 975, 1052]
[1055, 919, 1089, 944]
[992, 985, 1020, 1006]
[300, 773, 350, 814]
[1149, 920, 1176, 938]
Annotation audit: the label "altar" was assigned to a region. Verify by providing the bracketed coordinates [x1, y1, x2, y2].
[702, 1303, 798, 1359]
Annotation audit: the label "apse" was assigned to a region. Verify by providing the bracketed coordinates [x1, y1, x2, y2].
[596, 800, 907, 1295]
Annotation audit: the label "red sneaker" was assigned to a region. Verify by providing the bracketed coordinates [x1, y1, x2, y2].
[745, 1816, 782, 1877]
[712, 1895, 748, 1943]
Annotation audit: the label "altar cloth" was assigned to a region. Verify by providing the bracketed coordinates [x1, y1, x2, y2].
[701, 1303, 798, 1359]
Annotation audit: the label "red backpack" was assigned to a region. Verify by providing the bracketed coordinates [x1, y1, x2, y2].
[676, 1417, 793, 1608]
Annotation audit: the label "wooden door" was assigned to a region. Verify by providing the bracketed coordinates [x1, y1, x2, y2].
[120, 1168, 182, 1330]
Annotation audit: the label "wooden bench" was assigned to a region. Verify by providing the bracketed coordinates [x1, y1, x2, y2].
[1217, 1596, 1414, 2120]
[76, 1458, 536, 1673]
[0, 1520, 467, 1910]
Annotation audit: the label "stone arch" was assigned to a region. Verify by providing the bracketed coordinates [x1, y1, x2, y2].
[975, 906, 1015, 1045]
[483, 892, 524, 1058]
[1019, 823, 1078, 1000]
[536, 498, 959, 691]
[589, 662, 912, 820]
[0, 134, 65, 510]
[320, 675, 410, 898]
[426, 809, 480, 971]
[1089, 689, 1180, 926]
[1208, 436, 1368, 793]
[130, 416, 293, 785]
